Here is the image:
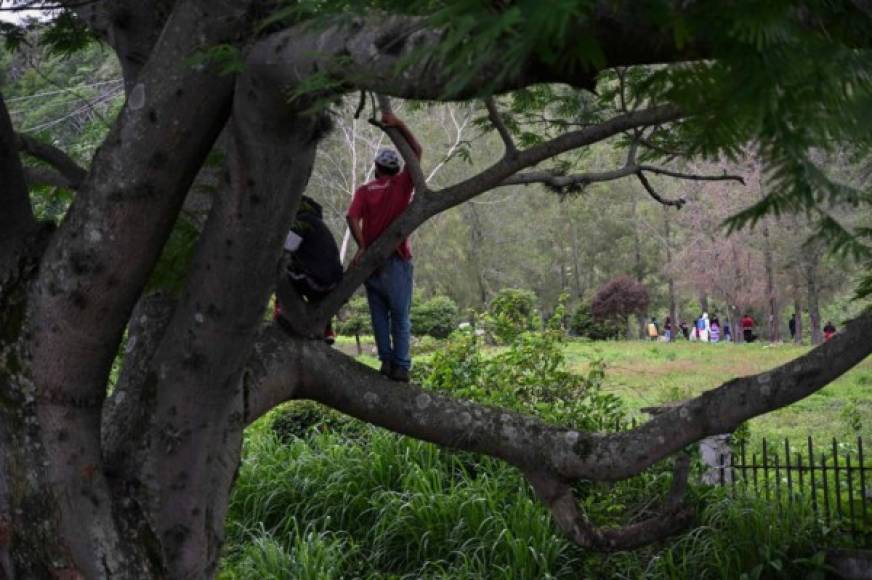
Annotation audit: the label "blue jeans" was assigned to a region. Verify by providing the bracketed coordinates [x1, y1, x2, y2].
[364, 256, 413, 369]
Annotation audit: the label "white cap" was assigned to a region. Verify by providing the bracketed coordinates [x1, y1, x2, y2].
[374, 148, 400, 170]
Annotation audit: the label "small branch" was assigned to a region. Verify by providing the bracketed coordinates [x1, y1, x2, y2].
[369, 94, 428, 194]
[638, 164, 745, 184]
[636, 170, 686, 208]
[500, 166, 635, 192]
[17, 133, 87, 189]
[353, 89, 366, 119]
[484, 97, 517, 156]
[525, 451, 694, 551]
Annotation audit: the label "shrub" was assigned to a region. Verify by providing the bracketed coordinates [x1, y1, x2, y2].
[591, 276, 649, 324]
[416, 323, 625, 432]
[570, 302, 623, 340]
[411, 294, 458, 338]
[486, 288, 540, 343]
[270, 401, 366, 442]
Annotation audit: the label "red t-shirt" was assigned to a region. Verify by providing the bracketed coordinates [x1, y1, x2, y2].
[741, 316, 754, 329]
[347, 169, 414, 260]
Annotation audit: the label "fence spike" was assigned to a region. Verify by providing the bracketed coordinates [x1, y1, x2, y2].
[821, 454, 831, 527]
[833, 438, 843, 522]
[846, 453, 857, 543]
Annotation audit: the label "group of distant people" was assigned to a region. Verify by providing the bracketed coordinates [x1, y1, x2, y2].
[648, 313, 738, 343]
[648, 312, 838, 343]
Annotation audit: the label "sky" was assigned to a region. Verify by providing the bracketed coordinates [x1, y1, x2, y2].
[0, 6, 49, 24]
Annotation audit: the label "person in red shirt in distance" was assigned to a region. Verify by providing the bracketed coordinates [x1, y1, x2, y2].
[740, 313, 756, 343]
[346, 112, 422, 382]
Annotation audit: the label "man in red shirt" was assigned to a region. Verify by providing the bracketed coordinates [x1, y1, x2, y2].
[347, 112, 422, 382]
[740, 313, 756, 343]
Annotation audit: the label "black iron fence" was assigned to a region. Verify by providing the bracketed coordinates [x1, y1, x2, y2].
[716, 436, 870, 546]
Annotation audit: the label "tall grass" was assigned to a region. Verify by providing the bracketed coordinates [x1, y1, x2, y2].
[220, 412, 836, 579]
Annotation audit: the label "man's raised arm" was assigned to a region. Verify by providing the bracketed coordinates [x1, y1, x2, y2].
[382, 112, 422, 160]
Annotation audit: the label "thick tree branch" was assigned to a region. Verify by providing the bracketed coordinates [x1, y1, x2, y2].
[249, 309, 872, 484]
[22, 166, 77, 189]
[16, 133, 87, 189]
[23, 1, 251, 575]
[245, 310, 871, 548]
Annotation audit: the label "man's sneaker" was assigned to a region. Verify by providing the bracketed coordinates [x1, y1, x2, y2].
[389, 365, 410, 383]
[379, 361, 392, 376]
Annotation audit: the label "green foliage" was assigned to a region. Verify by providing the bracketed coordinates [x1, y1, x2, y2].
[38, 11, 94, 57]
[570, 302, 622, 340]
[221, 523, 349, 580]
[224, 420, 838, 579]
[223, 427, 583, 579]
[599, 494, 831, 580]
[416, 324, 625, 432]
[336, 296, 370, 336]
[486, 288, 540, 344]
[410, 294, 458, 338]
[270, 401, 367, 442]
[839, 399, 863, 435]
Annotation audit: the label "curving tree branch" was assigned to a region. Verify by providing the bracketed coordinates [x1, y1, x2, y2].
[636, 170, 687, 208]
[17, 133, 87, 190]
[244, 310, 872, 548]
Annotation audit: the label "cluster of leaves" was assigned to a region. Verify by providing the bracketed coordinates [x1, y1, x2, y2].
[410, 293, 458, 338]
[485, 287, 540, 344]
[570, 302, 623, 340]
[415, 318, 625, 432]
[1, 6, 94, 54]
[270, 400, 368, 442]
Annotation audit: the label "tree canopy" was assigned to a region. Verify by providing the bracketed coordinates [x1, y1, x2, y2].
[1, 1, 871, 577]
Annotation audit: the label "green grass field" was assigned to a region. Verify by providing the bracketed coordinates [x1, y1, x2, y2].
[562, 341, 872, 445]
[337, 335, 872, 445]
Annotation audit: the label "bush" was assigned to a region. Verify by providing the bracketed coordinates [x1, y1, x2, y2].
[411, 294, 458, 338]
[270, 401, 366, 442]
[570, 303, 623, 340]
[415, 323, 625, 432]
[486, 288, 540, 344]
[591, 276, 649, 324]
